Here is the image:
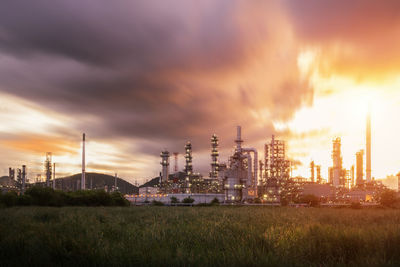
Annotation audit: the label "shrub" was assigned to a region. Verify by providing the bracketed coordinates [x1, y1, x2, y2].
[182, 197, 194, 204]
[299, 194, 320, 207]
[152, 200, 164, 206]
[211, 197, 220, 205]
[18, 194, 33, 206]
[254, 198, 261, 204]
[0, 191, 18, 207]
[170, 196, 179, 203]
[111, 192, 130, 206]
[379, 190, 398, 207]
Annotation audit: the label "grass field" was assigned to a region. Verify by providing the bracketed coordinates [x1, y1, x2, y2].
[1, 206, 400, 266]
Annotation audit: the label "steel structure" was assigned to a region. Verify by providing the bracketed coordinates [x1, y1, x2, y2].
[366, 109, 372, 182]
[356, 150, 364, 186]
[332, 138, 342, 187]
[210, 134, 219, 179]
[44, 152, 52, 187]
[160, 150, 170, 183]
[82, 133, 86, 190]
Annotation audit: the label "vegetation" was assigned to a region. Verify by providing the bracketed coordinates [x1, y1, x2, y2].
[0, 186, 129, 207]
[379, 189, 399, 207]
[1, 207, 400, 266]
[182, 197, 194, 204]
[170, 196, 179, 203]
[298, 194, 321, 207]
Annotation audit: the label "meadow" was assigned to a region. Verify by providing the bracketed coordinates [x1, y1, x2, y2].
[1, 206, 400, 266]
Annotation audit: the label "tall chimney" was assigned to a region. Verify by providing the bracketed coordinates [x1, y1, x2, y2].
[81, 133, 86, 190]
[53, 163, 56, 190]
[366, 107, 371, 182]
[21, 165, 26, 194]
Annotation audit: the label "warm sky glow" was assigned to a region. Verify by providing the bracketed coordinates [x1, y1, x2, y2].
[0, 1, 400, 184]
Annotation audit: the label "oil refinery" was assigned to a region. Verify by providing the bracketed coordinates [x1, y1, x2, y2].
[0, 112, 397, 205]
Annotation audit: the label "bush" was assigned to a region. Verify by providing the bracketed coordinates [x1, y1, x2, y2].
[152, 200, 164, 206]
[379, 190, 398, 207]
[170, 196, 179, 203]
[10, 186, 130, 207]
[182, 197, 194, 204]
[211, 197, 220, 205]
[254, 198, 261, 204]
[299, 194, 320, 207]
[18, 194, 33, 206]
[0, 191, 18, 207]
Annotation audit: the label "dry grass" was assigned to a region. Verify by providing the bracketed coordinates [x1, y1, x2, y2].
[1, 206, 400, 266]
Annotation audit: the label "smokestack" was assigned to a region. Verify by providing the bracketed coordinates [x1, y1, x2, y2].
[53, 163, 56, 190]
[366, 107, 371, 182]
[82, 133, 86, 190]
[21, 165, 26, 194]
[235, 126, 243, 152]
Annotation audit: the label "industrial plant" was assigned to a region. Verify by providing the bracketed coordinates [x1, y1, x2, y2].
[0, 111, 397, 206]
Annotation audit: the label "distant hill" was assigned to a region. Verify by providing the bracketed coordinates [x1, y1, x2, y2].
[39, 173, 138, 194]
[140, 172, 187, 188]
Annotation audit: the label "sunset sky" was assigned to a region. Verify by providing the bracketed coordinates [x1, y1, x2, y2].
[1, 0, 400, 184]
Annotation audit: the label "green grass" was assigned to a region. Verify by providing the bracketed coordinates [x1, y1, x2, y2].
[1, 207, 400, 266]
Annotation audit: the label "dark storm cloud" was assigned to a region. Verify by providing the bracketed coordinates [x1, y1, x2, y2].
[0, 0, 312, 156]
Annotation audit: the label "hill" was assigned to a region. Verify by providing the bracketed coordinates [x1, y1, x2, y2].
[46, 173, 138, 194]
[139, 171, 187, 188]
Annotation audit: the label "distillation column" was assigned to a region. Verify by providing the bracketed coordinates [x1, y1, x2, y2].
[160, 151, 170, 183]
[366, 108, 371, 182]
[210, 134, 219, 179]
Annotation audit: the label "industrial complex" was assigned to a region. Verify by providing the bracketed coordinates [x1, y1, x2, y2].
[1, 111, 399, 205]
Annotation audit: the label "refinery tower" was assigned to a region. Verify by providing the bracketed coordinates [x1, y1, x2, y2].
[366, 107, 371, 182]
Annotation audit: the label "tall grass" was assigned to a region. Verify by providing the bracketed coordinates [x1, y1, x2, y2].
[1, 207, 400, 266]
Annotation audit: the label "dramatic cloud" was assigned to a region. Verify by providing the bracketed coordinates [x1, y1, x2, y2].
[285, 0, 400, 79]
[7, 1, 399, 181]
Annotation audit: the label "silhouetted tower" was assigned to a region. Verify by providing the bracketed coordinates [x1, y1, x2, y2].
[53, 163, 56, 190]
[332, 138, 342, 187]
[173, 152, 179, 173]
[210, 134, 219, 179]
[21, 165, 26, 194]
[356, 150, 364, 186]
[44, 152, 52, 187]
[366, 107, 372, 182]
[160, 151, 170, 183]
[310, 161, 315, 183]
[351, 165, 355, 188]
[316, 165, 321, 183]
[184, 142, 193, 175]
[82, 133, 86, 190]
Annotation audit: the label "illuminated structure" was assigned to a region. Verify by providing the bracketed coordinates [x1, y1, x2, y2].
[184, 142, 193, 175]
[210, 134, 219, 179]
[160, 150, 170, 183]
[332, 138, 343, 187]
[224, 126, 258, 201]
[356, 150, 364, 186]
[44, 152, 52, 187]
[366, 108, 372, 182]
[262, 135, 291, 202]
